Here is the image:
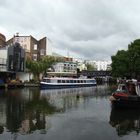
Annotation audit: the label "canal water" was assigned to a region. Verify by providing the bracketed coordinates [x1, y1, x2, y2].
[0, 85, 140, 140]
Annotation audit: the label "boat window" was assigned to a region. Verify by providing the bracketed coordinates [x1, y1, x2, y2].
[87, 80, 92, 83]
[74, 80, 76, 83]
[62, 80, 66, 83]
[88, 80, 94, 83]
[42, 79, 47, 82]
[70, 80, 73, 83]
[67, 80, 70, 83]
[122, 85, 126, 90]
[58, 80, 61, 83]
[43, 79, 50, 83]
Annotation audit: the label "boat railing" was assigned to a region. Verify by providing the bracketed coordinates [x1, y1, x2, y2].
[136, 82, 140, 96]
[116, 81, 140, 96]
[116, 84, 128, 92]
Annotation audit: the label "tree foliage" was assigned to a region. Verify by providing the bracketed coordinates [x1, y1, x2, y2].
[86, 63, 96, 71]
[111, 39, 140, 79]
[26, 56, 63, 81]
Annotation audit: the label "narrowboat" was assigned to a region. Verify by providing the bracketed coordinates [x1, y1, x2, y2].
[40, 77, 97, 89]
[109, 80, 140, 109]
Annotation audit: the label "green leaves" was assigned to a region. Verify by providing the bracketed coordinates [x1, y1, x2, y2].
[86, 63, 96, 71]
[111, 39, 140, 79]
[26, 56, 62, 81]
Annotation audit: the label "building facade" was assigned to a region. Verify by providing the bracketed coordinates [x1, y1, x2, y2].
[0, 33, 6, 48]
[6, 34, 52, 61]
[53, 62, 77, 73]
[0, 49, 7, 72]
[95, 60, 111, 71]
[85, 60, 112, 71]
[7, 42, 25, 72]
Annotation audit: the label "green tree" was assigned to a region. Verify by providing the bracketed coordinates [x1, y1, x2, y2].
[111, 39, 140, 79]
[26, 58, 43, 81]
[86, 63, 96, 71]
[26, 56, 62, 81]
[128, 39, 140, 78]
[40, 56, 63, 75]
[111, 50, 129, 78]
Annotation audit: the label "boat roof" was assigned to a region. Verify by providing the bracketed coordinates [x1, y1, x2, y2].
[43, 77, 95, 80]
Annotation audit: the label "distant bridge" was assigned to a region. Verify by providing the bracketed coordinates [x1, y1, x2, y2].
[79, 70, 111, 77]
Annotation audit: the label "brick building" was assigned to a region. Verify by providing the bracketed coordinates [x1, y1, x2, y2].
[0, 33, 6, 48]
[6, 33, 51, 61]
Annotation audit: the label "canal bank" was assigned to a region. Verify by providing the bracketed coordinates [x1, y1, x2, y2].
[0, 82, 40, 89]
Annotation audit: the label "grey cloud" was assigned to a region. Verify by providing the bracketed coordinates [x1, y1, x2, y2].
[1, 0, 140, 60]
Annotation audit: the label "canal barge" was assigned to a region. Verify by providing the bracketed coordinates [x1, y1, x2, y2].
[40, 77, 97, 89]
[109, 80, 140, 109]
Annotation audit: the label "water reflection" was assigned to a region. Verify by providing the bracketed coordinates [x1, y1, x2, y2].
[40, 85, 110, 111]
[40, 87, 97, 111]
[0, 85, 115, 140]
[0, 87, 101, 135]
[0, 88, 58, 135]
[109, 108, 140, 136]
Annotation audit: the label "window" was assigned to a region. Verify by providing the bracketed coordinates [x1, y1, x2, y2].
[24, 44, 27, 50]
[58, 80, 61, 83]
[43, 79, 50, 83]
[24, 37, 27, 41]
[33, 54, 37, 61]
[62, 80, 66, 83]
[70, 80, 73, 83]
[15, 37, 19, 42]
[40, 49, 45, 55]
[46, 79, 50, 83]
[34, 44, 37, 50]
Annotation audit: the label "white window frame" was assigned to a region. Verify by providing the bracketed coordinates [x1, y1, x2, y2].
[34, 44, 37, 50]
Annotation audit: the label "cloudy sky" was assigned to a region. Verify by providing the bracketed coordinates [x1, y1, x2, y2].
[0, 0, 140, 60]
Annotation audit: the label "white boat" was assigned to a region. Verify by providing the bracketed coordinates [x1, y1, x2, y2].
[40, 77, 97, 89]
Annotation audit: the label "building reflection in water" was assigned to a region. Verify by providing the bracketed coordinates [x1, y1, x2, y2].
[0, 86, 99, 135]
[109, 108, 140, 136]
[0, 88, 56, 135]
[40, 87, 99, 112]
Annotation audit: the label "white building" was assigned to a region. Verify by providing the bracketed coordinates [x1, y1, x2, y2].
[95, 61, 111, 71]
[53, 62, 77, 73]
[77, 63, 87, 71]
[85, 60, 112, 71]
[0, 49, 7, 71]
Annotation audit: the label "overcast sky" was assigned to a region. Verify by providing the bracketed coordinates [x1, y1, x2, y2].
[1, 0, 140, 61]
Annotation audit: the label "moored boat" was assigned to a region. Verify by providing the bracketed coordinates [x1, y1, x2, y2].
[40, 77, 97, 89]
[109, 80, 140, 109]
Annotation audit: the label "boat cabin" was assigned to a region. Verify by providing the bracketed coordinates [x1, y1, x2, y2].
[42, 77, 96, 84]
[116, 80, 140, 96]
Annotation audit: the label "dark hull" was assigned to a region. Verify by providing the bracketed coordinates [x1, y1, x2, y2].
[40, 83, 97, 89]
[109, 108, 140, 136]
[111, 97, 140, 109]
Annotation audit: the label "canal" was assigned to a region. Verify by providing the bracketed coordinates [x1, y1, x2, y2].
[0, 85, 140, 140]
